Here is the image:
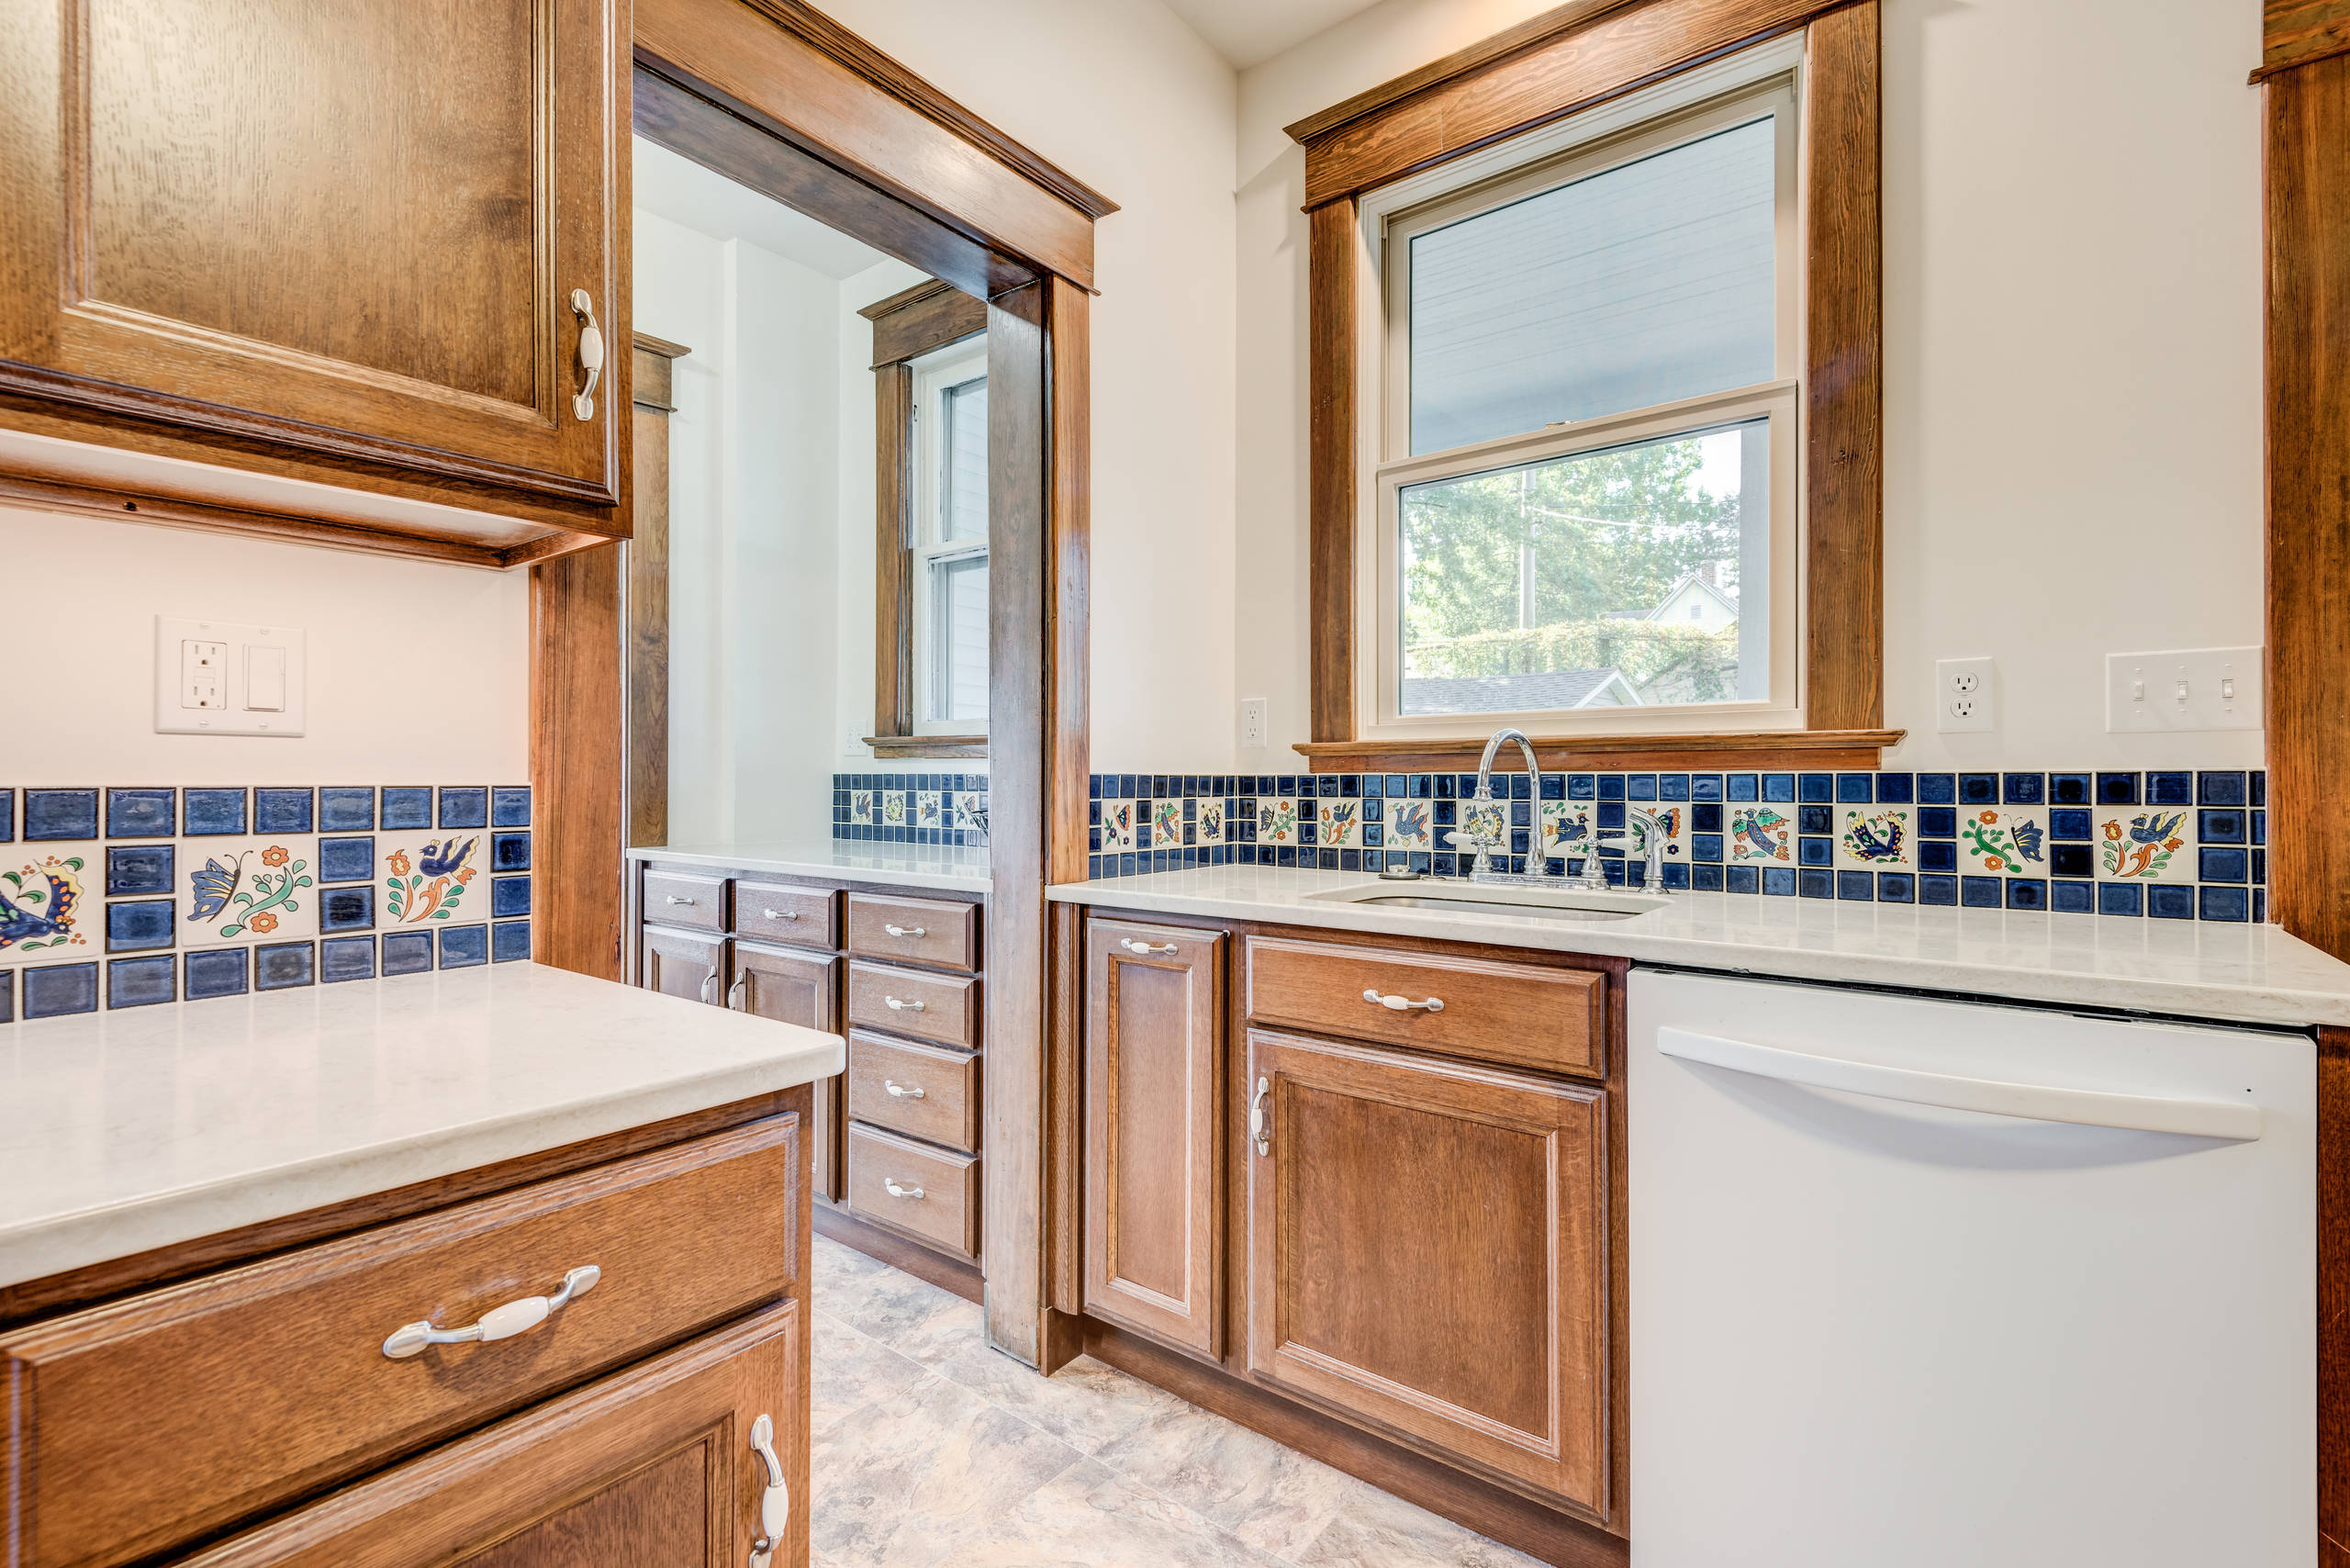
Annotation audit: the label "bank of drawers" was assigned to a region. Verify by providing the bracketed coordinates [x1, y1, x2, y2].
[635, 864, 985, 1269]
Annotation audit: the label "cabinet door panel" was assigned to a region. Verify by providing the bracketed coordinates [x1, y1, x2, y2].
[642, 927, 725, 1005]
[1083, 920, 1225, 1356]
[1245, 1029, 1608, 1516]
[733, 942, 844, 1201]
[173, 1304, 802, 1568]
[0, 0, 618, 501]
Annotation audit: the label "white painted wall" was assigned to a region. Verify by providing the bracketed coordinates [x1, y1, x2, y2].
[1234, 0, 2267, 772]
[0, 505, 527, 783]
[792, 0, 1242, 773]
[635, 207, 845, 843]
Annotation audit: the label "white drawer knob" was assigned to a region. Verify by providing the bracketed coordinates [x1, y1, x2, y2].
[382, 1264, 599, 1359]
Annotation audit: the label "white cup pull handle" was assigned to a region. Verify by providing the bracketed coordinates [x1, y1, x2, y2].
[1120, 938, 1178, 955]
[762, 908, 798, 921]
[885, 1080, 925, 1099]
[884, 923, 926, 938]
[884, 996, 925, 1013]
[1363, 988, 1444, 1013]
[570, 288, 604, 421]
[748, 1412, 789, 1567]
[884, 1178, 925, 1200]
[383, 1265, 599, 1359]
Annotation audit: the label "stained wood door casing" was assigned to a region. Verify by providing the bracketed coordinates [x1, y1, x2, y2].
[0, 0, 621, 503]
[1244, 1029, 1609, 1518]
[1083, 920, 1225, 1357]
[169, 1303, 802, 1567]
[732, 941, 844, 1201]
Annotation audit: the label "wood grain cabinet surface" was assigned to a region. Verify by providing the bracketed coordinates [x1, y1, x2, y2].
[729, 941, 844, 1197]
[0, 1118, 800, 1568]
[1082, 919, 1225, 1357]
[846, 959, 981, 1050]
[1242, 1028, 1610, 1517]
[170, 1302, 803, 1568]
[0, 0, 627, 543]
[845, 1124, 980, 1261]
[642, 925, 727, 1005]
[846, 893, 981, 973]
[846, 1030, 982, 1152]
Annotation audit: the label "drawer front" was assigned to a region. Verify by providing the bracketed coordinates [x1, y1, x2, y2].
[642, 925, 727, 1005]
[846, 892, 979, 973]
[846, 1124, 979, 1260]
[846, 960, 980, 1050]
[847, 1030, 981, 1152]
[1245, 935, 1606, 1078]
[0, 1119, 800, 1568]
[736, 880, 837, 949]
[642, 869, 727, 933]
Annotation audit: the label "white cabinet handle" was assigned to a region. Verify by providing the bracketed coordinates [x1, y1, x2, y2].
[1121, 938, 1178, 955]
[1363, 988, 1444, 1013]
[666, 894, 695, 905]
[884, 924, 926, 938]
[569, 287, 604, 421]
[885, 1080, 925, 1100]
[382, 1265, 600, 1359]
[1249, 1075, 1271, 1156]
[1657, 1027, 2265, 1141]
[884, 1177, 924, 1200]
[748, 1412, 789, 1567]
[700, 973, 718, 1004]
[762, 908, 798, 921]
[884, 995, 925, 1013]
[728, 975, 748, 1010]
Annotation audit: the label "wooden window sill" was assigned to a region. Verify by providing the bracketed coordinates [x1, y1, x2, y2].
[1292, 729, 1905, 774]
[866, 734, 989, 760]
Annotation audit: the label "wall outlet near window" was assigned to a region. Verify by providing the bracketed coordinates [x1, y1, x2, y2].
[2105, 647, 2262, 733]
[1935, 656, 1996, 733]
[1239, 697, 1269, 750]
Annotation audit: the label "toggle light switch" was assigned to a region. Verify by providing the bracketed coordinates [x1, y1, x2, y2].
[2107, 647, 2262, 733]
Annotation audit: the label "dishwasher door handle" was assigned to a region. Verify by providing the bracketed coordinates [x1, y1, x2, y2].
[1657, 1027, 2264, 1141]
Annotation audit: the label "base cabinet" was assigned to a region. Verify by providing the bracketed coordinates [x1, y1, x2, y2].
[732, 943, 845, 1200]
[1243, 1028, 1610, 1516]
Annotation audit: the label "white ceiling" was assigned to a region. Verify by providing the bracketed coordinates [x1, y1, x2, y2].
[632, 136, 890, 280]
[1161, 0, 1387, 69]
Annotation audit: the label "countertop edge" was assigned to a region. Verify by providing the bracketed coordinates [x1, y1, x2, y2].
[1047, 879, 2350, 1032]
[0, 1038, 846, 1294]
[629, 844, 991, 894]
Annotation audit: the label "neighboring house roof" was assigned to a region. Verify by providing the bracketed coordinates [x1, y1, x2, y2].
[1646, 571, 1741, 623]
[1402, 667, 1643, 714]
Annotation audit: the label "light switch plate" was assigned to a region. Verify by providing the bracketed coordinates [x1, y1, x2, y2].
[2106, 646, 2262, 733]
[154, 616, 308, 736]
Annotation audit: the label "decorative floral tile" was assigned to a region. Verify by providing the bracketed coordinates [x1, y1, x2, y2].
[1457, 798, 1508, 846]
[2095, 806, 2197, 882]
[1197, 799, 1226, 846]
[955, 791, 985, 831]
[1539, 801, 1594, 862]
[1150, 798, 1184, 847]
[1835, 806, 1915, 871]
[916, 792, 943, 830]
[176, 837, 318, 946]
[0, 844, 98, 961]
[880, 791, 907, 828]
[1626, 804, 1690, 865]
[1318, 798, 1362, 848]
[1960, 807, 2051, 877]
[1727, 806, 1793, 864]
[377, 834, 487, 931]
[1255, 796, 1302, 846]
[1098, 799, 1136, 851]
[1384, 798, 1435, 851]
[851, 790, 875, 826]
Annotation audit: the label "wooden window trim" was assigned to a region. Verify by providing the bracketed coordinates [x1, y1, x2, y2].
[1290, 0, 1895, 774]
[863, 280, 990, 757]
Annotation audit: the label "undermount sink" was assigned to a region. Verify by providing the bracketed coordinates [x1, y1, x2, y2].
[1307, 881, 1667, 923]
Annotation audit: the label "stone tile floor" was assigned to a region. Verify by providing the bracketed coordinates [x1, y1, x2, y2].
[810, 1234, 1548, 1567]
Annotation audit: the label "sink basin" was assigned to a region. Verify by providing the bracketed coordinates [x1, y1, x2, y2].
[1306, 882, 1666, 923]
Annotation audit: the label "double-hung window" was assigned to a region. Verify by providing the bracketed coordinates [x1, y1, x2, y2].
[1364, 53, 1803, 736]
[910, 338, 989, 734]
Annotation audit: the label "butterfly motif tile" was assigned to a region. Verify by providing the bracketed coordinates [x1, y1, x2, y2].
[0, 843, 100, 965]
[1097, 799, 1136, 852]
[174, 836, 318, 947]
[1255, 796, 1302, 846]
[1960, 807, 2050, 878]
[1625, 804, 1689, 863]
[376, 834, 490, 930]
[1196, 799, 1227, 846]
[1835, 806, 1915, 871]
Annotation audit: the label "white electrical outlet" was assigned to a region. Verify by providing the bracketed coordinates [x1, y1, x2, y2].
[1239, 697, 1269, 750]
[1936, 656, 1996, 733]
[2106, 646, 2263, 733]
[154, 616, 307, 736]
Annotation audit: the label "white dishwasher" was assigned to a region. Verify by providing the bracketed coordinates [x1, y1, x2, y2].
[1628, 969, 2313, 1567]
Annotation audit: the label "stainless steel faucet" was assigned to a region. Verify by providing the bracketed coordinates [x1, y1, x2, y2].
[1443, 727, 1561, 885]
[1625, 805, 1673, 894]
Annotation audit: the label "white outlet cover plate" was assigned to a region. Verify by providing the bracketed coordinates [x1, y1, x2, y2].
[154, 616, 308, 736]
[2106, 646, 2262, 734]
[1935, 656, 1996, 733]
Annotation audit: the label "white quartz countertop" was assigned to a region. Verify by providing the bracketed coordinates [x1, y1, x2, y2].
[0, 962, 845, 1292]
[630, 840, 990, 894]
[1049, 866, 2350, 1029]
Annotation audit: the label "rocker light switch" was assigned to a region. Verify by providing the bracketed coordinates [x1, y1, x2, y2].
[155, 616, 308, 736]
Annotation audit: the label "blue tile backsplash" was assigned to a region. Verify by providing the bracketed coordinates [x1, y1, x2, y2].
[1, 782, 533, 1021]
[832, 773, 990, 846]
[1074, 767, 2271, 924]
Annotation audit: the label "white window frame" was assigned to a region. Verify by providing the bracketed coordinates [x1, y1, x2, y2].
[909, 336, 989, 734]
[1353, 35, 1809, 741]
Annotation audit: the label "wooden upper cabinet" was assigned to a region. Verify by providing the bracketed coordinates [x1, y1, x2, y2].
[1244, 1028, 1610, 1518]
[0, 0, 622, 520]
[1083, 920, 1225, 1358]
